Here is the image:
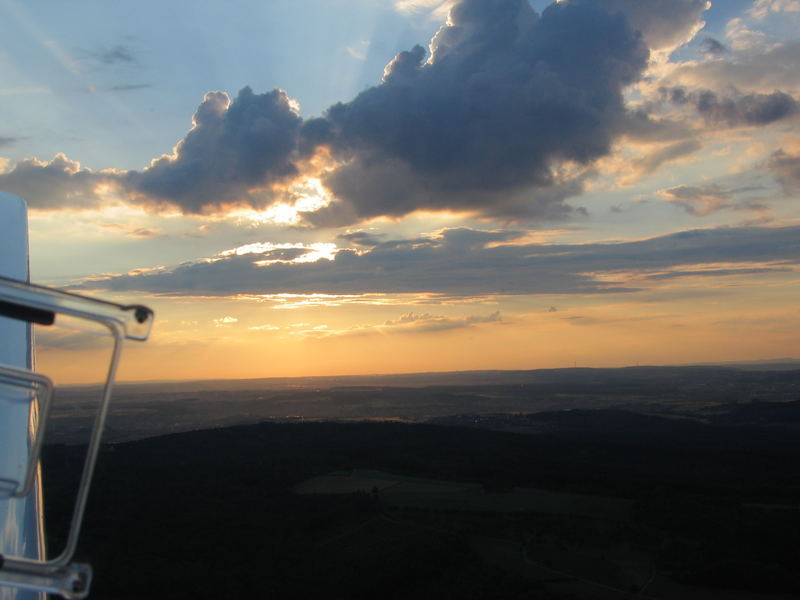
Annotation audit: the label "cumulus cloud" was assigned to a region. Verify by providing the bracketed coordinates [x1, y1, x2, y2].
[123, 87, 308, 213]
[77, 225, 800, 297]
[305, 0, 658, 224]
[0, 0, 663, 222]
[0, 153, 114, 210]
[6, 87, 309, 213]
[0, 0, 736, 224]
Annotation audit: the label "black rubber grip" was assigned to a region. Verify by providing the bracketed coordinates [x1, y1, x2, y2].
[0, 300, 55, 325]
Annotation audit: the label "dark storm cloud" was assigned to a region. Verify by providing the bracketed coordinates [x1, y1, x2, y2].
[663, 86, 799, 126]
[123, 87, 307, 213]
[79, 225, 800, 297]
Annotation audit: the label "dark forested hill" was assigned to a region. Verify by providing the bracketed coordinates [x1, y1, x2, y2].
[41, 411, 800, 599]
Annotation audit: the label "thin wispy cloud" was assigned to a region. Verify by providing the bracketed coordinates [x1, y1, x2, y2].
[748, 0, 800, 20]
[107, 83, 151, 92]
[659, 185, 735, 216]
[345, 40, 370, 61]
[80, 44, 139, 66]
[0, 136, 21, 148]
[393, 0, 454, 18]
[96, 222, 163, 238]
[280, 310, 502, 339]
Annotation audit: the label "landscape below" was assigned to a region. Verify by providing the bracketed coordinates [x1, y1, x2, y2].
[41, 366, 800, 599]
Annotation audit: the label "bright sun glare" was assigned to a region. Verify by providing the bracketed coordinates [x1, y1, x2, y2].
[230, 177, 333, 225]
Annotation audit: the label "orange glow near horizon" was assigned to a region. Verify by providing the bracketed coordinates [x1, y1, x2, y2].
[32, 272, 800, 385]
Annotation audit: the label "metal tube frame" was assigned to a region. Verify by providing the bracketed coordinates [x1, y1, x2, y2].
[0, 276, 153, 599]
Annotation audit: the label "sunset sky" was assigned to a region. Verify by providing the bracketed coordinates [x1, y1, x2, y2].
[2, 0, 800, 383]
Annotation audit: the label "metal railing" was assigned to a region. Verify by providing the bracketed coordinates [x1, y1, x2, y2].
[0, 276, 153, 599]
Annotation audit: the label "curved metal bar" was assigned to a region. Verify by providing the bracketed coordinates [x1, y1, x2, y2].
[0, 366, 53, 499]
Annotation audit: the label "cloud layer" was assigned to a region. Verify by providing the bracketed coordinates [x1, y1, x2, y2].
[79, 225, 800, 297]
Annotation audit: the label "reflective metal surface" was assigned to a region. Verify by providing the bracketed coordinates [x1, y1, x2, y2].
[0, 192, 45, 600]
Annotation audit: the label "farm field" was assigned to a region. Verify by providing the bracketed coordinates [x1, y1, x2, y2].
[297, 469, 632, 520]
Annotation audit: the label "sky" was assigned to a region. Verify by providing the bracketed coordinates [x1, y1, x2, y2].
[1, 0, 800, 383]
